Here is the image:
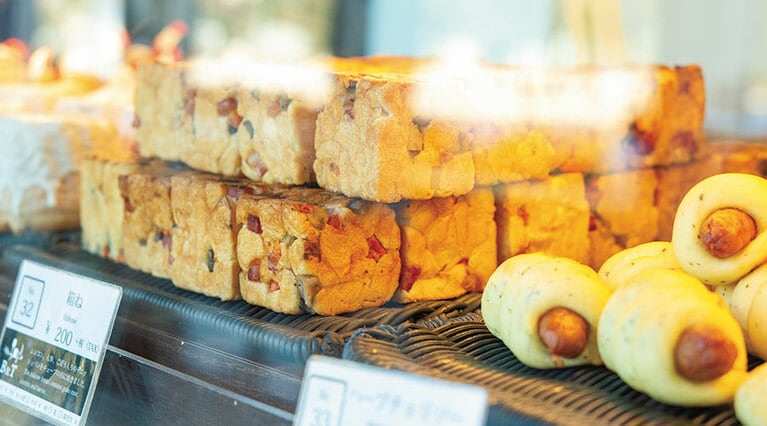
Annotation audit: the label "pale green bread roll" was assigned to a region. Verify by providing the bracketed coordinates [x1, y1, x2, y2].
[482, 253, 611, 369]
[725, 263, 767, 360]
[599, 268, 748, 406]
[714, 284, 734, 306]
[672, 173, 767, 286]
[481, 252, 550, 337]
[598, 241, 680, 291]
[735, 363, 767, 426]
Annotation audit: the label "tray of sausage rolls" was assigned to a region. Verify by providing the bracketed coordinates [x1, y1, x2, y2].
[345, 172, 767, 426]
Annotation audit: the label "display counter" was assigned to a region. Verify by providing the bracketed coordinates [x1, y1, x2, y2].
[0, 233, 761, 425]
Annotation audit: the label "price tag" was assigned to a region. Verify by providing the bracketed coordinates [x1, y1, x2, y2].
[0, 260, 122, 426]
[294, 355, 488, 426]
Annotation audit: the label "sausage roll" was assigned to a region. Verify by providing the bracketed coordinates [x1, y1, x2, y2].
[735, 363, 767, 426]
[599, 268, 748, 406]
[482, 253, 611, 369]
[672, 173, 767, 286]
[598, 241, 680, 291]
[725, 263, 767, 360]
[481, 252, 551, 337]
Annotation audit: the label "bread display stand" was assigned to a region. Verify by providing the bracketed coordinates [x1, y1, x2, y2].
[2, 233, 765, 424]
[0, 234, 479, 425]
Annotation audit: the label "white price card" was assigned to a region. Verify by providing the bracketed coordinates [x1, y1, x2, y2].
[0, 260, 122, 426]
[294, 355, 488, 426]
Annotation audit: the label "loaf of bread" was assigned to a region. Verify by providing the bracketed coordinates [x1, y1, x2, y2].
[237, 84, 319, 185]
[709, 140, 767, 179]
[586, 169, 659, 268]
[235, 187, 400, 315]
[235, 55, 430, 186]
[1, 113, 121, 234]
[495, 173, 590, 265]
[136, 62, 244, 176]
[134, 62, 190, 161]
[170, 174, 281, 300]
[119, 161, 192, 279]
[80, 154, 142, 262]
[313, 64, 705, 203]
[598, 268, 747, 406]
[547, 65, 707, 173]
[182, 84, 242, 176]
[314, 72, 476, 202]
[393, 187, 496, 303]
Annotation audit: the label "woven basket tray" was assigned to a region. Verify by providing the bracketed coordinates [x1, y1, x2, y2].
[344, 313, 763, 426]
[0, 236, 481, 372]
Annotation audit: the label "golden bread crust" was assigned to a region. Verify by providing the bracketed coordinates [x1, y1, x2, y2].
[236, 187, 400, 315]
[393, 187, 497, 303]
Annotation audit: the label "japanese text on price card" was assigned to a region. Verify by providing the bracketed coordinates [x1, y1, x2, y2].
[0, 260, 122, 426]
[295, 355, 488, 426]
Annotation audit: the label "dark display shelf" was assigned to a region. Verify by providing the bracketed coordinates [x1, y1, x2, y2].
[344, 314, 763, 426]
[0, 234, 482, 424]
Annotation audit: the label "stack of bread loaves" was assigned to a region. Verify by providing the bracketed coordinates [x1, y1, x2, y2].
[81, 55, 733, 316]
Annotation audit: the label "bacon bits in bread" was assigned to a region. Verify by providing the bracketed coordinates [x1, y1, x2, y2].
[598, 268, 747, 406]
[119, 161, 191, 279]
[393, 187, 497, 303]
[235, 187, 401, 315]
[236, 83, 319, 185]
[169, 175, 277, 300]
[672, 173, 767, 286]
[182, 84, 242, 176]
[313, 73, 476, 202]
[481, 253, 611, 369]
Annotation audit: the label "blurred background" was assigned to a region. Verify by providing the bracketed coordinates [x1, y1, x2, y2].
[1, 0, 765, 138]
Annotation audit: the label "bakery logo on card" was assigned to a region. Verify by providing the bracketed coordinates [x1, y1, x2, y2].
[1, 336, 24, 379]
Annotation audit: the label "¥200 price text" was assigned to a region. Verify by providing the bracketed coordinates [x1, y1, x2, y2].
[43, 323, 99, 354]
